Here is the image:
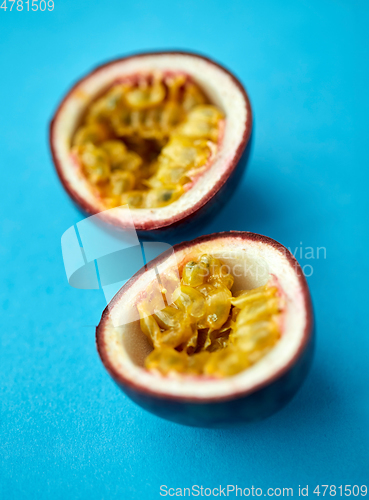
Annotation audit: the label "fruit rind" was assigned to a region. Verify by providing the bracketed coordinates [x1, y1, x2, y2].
[50, 51, 252, 235]
[96, 231, 314, 405]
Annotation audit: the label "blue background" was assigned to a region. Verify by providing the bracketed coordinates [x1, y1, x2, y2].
[1, 0, 368, 498]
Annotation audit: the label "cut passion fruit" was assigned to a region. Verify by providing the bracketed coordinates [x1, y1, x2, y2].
[96, 232, 314, 427]
[50, 52, 252, 236]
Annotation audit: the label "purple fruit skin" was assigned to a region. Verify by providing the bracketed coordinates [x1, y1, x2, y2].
[110, 323, 314, 428]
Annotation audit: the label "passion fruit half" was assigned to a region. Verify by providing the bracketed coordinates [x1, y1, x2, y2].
[96, 232, 314, 427]
[50, 52, 252, 237]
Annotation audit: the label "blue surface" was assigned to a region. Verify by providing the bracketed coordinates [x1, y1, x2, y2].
[1, 1, 368, 498]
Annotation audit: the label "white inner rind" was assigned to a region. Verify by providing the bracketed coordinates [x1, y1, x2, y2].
[100, 235, 308, 399]
[52, 54, 249, 227]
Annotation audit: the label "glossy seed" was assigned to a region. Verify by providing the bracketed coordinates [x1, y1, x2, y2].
[154, 306, 185, 329]
[139, 255, 282, 378]
[145, 186, 183, 208]
[137, 302, 161, 348]
[110, 171, 135, 195]
[182, 261, 208, 287]
[77, 144, 110, 183]
[172, 285, 206, 319]
[159, 320, 195, 349]
[145, 347, 188, 374]
[72, 75, 223, 209]
[73, 123, 111, 146]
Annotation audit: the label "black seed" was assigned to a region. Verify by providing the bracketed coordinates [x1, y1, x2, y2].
[161, 191, 172, 202]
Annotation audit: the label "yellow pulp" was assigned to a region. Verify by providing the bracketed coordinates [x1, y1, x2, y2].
[138, 254, 282, 378]
[71, 74, 224, 209]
